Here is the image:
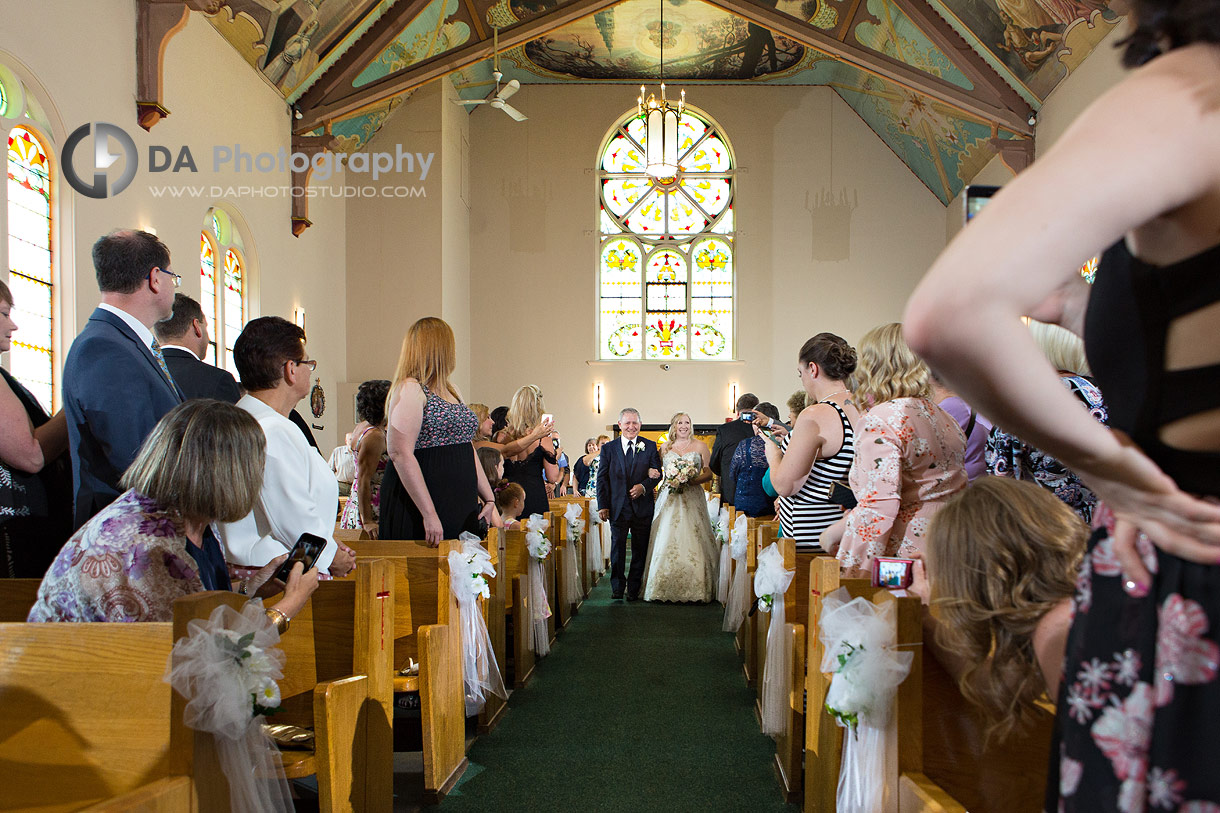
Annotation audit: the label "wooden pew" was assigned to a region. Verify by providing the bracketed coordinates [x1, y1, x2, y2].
[738, 517, 765, 687]
[0, 578, 41, 621]
[339, 539, 468, 802]
[500, 525, 557, 687]
[334, 527, 370, 545]
[479, 527, 509, 733]
[773, 545, 817, 802]
[0, 620, 185, 812]
[751, 521, 781, 701]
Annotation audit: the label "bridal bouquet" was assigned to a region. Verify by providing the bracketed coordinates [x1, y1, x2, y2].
[662, 456, 701, 490]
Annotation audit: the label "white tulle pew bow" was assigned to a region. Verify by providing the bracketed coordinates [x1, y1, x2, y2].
[754, 542, 795, 736]
[722, 514, 750, 632]
[562, 503, 585, 607]
[524, 513, 552, 656]
[715, 506, 732, 604]
[450, 533, 509, 714]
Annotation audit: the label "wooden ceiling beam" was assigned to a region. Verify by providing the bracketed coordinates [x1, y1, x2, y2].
[295, 0, 625, 134]
[702, 0, 1034, 134]
[293, 0, 440, 114]
[883, 0, 1031, 115]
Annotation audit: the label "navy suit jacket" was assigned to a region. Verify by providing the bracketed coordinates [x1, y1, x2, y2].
[63, 308, 184, 528]
[161, 347, 241, 403]
[596, 436, 662, 522]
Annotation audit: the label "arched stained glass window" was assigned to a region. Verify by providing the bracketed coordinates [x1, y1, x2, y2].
[598, 109, 735, 360]
[7, 126, 54, 409]
[201, 208, 247, 375]
[199, 231, 217, 365]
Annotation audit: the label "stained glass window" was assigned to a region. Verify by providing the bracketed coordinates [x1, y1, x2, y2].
[202, 208, 248, 375]
[7, 126, 54, 410]
[199, 232, 217, 365]
[598, 108, 735, 360]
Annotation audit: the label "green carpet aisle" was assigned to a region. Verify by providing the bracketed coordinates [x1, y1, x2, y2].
[432, 569, 801, 812]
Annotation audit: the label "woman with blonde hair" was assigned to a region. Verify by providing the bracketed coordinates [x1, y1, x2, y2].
[29, 400, 318, 626]
[642, 412, 718, 602]
[380, 318, 499, 544]
[912, 477, 1084, 742]
[471, 401, 554, 458]
[495, 385, 560, 519]
[826, 323, 966, 574]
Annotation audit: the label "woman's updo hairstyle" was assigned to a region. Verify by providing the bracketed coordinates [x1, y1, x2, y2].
[798, 333, 857, 381]
[1121, 0, 1220, 66]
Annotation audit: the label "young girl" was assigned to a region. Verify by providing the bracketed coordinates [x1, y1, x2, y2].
[494, 483, 526, 529]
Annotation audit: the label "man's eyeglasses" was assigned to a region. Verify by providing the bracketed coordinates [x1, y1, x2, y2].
[293, 359, 318, 372]
[152, 268, 182, 288]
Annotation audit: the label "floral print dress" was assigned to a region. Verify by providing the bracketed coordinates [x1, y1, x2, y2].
[339, 426, 387, 530]
[836, 397, 967, 572]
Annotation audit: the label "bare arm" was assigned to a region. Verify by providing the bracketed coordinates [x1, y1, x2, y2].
[905, 51, 1220, 569]
[33, 410, 68, 462]
[354, 428, 386, 531]
[0, 376, 43, 473]
[767, 406, 831, 497]
[387, 381, 443, 544]
[692, 440, 713, 486]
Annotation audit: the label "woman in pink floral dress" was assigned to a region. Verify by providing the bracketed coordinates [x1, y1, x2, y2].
[830, 323, 967, 575]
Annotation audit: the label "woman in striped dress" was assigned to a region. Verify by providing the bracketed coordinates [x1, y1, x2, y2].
[763, 333, 861, 552]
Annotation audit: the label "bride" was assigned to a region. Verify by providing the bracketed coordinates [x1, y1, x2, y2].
[643, 412, 720, 602]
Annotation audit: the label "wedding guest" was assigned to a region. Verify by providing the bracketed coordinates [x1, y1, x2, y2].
[906, 7, 1220, 804]
[218, 317, 354, 578]
[380, 317, 498, 544]
[339, 379, 391, 538]
[931, 371, 991, 482]
[494, 482, 526, 529]
[0, 280, 70, 577]
[709, 392, 759, 506]
[328, 438, 355, 497]
[763, 333, 861, 551]
[827, 323, 966, 573]
[496, 385, 560, 519]
[730, 402, 780, 518]
[477, 446, 504, 489]
[910, 478, 1083, 740]
[153, 293, 240, 403]
[28, 399, 318, 626]
[573, 438, 599, 495]
[986, 320, 1107, 523]
[472, 401, 554, 457]
[490, 405, 509, 437]
[63, 229, 183, 529]
[785, 390, 807, 427]
[583, 435, 610, 504]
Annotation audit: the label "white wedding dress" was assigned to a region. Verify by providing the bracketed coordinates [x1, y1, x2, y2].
[642, 451, 721, 602]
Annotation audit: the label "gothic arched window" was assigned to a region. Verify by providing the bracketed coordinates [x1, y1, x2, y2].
[597, 108, 735, 360]
[200, 207, 248, 373]
[7, 125, 54, 409]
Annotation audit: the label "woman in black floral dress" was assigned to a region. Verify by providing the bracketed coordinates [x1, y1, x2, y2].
[905, 2, 1220, 808]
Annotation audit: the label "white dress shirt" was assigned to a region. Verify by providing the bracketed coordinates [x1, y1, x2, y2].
[218, 394, 339, 571]
[98, 303, 154, 350]
[622, 435, 638, 455]
[159, 343, 200, 359]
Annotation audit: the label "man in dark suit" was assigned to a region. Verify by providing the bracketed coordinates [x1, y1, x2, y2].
[153, 293, 241, 403]
[596, 407, 662, 600]
[63, 230, 184, 528]
[709, 392, 760, 506]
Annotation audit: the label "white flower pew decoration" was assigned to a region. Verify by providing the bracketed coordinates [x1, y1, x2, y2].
[561, 502, 585, 608]
[722, 513, 751, 632]
[818, 587, 914, 813]
[524, 513, 553, 656]
[754, 542, 796, 737]
[585, 501, 604, 578]
[165, 601, 293, 813]
[450, 533, 509, 714]
[716, 505, 732, 604]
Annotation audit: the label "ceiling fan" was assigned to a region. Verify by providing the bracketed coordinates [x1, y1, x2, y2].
[454, 27, 527, 122]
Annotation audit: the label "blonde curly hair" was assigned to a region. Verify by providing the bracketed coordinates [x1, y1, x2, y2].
[852, 322, 932, 408]
[503, 385, 545, 442]
[926, 477, 1086, 743]
[661, 412, 693, 454]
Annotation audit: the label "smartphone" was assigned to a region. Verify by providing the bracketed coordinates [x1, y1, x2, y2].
[871, 557, 915, 590]
[273, 532, 327, 583]
[541, 413, 554, 425]
[740, 411, 755, 422]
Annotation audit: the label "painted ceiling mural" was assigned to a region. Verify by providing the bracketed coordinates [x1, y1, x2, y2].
[202, 0, 1121, 202]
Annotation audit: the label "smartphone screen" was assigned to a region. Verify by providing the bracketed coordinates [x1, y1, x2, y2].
[964, 184, 998, 224]
[273, 532, 327, 583]
[740, 411, 754, 421]
[871, 557, 914, 589]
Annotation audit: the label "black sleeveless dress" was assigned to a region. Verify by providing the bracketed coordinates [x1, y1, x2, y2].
[1048, 240, 1220, 810]
[379, 384, 480, 540]
[503, 443, 557, 519]
[0, 368, 71, 578]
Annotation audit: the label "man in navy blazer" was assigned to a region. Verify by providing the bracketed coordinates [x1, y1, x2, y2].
[154, 293, 241, 403]
[63, 230, 183, 528]
[596, 407, 662, 600]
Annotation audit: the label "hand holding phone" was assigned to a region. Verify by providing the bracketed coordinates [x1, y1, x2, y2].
[740, 411, 755, 422]
[871, 557, 915, 590]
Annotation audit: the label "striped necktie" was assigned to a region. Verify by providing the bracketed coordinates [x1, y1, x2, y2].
[150, 339, 179, 391]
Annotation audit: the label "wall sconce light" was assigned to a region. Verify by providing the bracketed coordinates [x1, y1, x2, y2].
[729, 381, 738, 413]
[293, 307, 306, 331]
[594, 382, 603, 415]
